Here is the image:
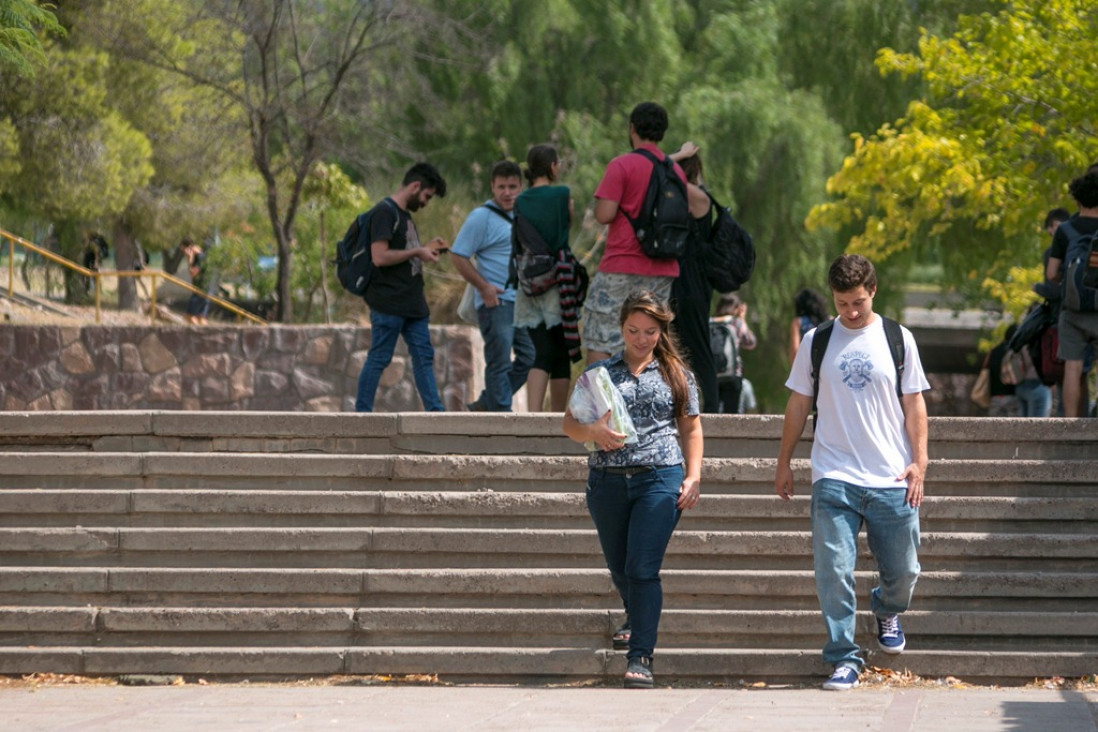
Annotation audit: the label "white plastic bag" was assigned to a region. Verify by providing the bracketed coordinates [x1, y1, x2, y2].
[457, 283, 478, 324]
[568, 366, 638, 452]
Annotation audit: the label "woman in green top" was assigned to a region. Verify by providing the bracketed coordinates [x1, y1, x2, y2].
[514, 144, 574, 411]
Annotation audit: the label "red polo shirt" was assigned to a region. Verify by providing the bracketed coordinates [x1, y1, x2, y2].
[594, 142, 684, 277]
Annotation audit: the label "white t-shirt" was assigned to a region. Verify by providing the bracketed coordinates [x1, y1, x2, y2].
[786, 315, 930, 488]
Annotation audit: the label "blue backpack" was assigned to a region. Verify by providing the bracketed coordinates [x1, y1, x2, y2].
[335, 199, 397, 296]
[1057, 219, 1098, 312]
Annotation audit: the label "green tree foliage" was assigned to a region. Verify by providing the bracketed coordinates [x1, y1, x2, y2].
[0, 0, 63, 77]
[808, 0, 1098, 316]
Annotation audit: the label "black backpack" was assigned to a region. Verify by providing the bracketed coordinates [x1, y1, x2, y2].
[508, 209, 558, 296]
[709, 320, 739, 381]
[702, 190, 755, 293]
[810, 317, 906, 427]
[1057, 219, 1098, 312]
[335, 199, 397, 296]
[625, 149, 690, 259]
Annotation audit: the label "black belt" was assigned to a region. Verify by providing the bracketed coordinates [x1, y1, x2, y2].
[596, 465, 655, 475]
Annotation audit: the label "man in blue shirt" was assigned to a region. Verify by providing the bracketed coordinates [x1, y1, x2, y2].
[452, 160, 535, 411]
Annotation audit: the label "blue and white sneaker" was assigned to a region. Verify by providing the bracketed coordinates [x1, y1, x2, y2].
[876, 614, 906, 654]
[822, 665, 860, 691]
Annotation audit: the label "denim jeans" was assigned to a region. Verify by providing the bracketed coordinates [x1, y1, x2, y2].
[474, 301, 535, 411]
[355, 310, 444, 412]
[586, 464, 683, 660]
[1015, 378, 1052, 417]
[811, 478, 920, 671]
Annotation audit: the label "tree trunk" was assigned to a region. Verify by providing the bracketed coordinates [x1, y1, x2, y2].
[112, 220, 140, 311]
[319, 211, 331, 324]
[275, 225, 293, 323]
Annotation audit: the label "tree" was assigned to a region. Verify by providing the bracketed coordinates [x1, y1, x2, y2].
[0, 0, 63, 77]
[106, 0, 451, 322]
[807, 0, 1098, 313]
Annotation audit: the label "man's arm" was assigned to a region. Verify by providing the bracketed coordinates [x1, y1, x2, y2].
[594, 198, 619, 226]
[371, 239, 439, 267]
[1046, 256, 1063, 284]
[774, 391, 812, 500]
[899, 391, 928, 508]
[451, 253, 502, 307]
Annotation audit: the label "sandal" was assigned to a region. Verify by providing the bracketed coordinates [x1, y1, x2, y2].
[624, 656, 654, 689]
[612, 620, 631, 650]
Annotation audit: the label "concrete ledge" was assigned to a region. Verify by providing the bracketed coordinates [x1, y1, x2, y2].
[0, 648, 83, 674]
[99, 608, 355, 633]
[0, 607, 96, 632]
[83, 647, 346, 675]
[0, 567, 109, 593]
[344, 646, 605, 677]
[106, 568, 364, 595]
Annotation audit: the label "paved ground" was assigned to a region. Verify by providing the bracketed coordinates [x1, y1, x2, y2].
[2, 683, 1096, 731]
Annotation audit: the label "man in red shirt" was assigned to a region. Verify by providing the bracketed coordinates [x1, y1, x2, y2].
[586, 102, 687, 364]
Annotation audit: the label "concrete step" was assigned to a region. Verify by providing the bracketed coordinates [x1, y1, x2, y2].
[2, 412, 1097, 461]
[2, 568, 1094, 611]
[0, 644, 1093, 684]
[1, 490, 1095, 534]
[0, 526, 1094, 572]
[2, 607, 1094, 652]
[1, 452, 1097, 497]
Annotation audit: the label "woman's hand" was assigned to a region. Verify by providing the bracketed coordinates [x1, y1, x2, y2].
[589, 411, 627, 452]
[677, 475, 700, 510]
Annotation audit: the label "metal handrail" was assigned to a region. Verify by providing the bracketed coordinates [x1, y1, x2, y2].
[1, 228, 266, 325]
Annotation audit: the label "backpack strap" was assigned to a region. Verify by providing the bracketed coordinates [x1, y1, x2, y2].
[622, 148, 668, 232]
[483, 202, 511, 223]
[810, 316, 907, 428]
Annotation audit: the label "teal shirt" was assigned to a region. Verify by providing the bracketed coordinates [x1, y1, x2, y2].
[514, 185, 570, 254]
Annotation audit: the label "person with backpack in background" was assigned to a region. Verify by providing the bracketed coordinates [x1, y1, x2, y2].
[355, 162, 449, 413]
[585, 102, 688, 365]
[709, 293, 756, 414]
[667, 142, 719, 412]
[1045, 167, 1098, 417]
[984, 325, 1020, 417]
[774, 254, 930, 691]
[513, 144, 579, 411]
[790, 287, 832, 362]
[451, 160, 535, 412]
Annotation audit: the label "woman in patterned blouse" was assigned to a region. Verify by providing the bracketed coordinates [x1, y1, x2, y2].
[563, 290, 704, 689]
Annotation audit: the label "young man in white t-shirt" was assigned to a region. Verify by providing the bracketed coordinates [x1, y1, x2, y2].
[774, 254, 930, 691]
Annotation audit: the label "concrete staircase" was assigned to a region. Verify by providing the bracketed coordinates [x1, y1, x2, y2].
[0, 411, 1095, 684]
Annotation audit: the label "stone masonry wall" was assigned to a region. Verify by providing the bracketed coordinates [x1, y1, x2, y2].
[0, 324, 485, 412]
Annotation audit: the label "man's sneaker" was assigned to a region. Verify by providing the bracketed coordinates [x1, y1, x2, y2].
[822, 665, 860, 691]
[876, 614, 906, 654]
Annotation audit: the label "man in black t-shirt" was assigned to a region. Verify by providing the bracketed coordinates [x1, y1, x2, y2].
[1046, 168, 1098, 417]
[355, 162, 449, 412]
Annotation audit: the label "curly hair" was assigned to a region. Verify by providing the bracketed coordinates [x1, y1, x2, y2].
[828, 254, 877, 293]
[793, 287, 830, 326]
[1069, 168, 1098, 209]
[629, 102, 669, 143]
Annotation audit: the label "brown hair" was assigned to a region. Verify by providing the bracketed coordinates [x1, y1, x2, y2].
[828, 254, 877, 293]
[619, 290, 693, 418]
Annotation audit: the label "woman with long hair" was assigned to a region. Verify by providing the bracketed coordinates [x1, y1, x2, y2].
[790, 286, 832, 361]
[562, 290, 703, 689]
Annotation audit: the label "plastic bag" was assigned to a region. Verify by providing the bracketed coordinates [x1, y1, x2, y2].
[568, 366, 639, 452]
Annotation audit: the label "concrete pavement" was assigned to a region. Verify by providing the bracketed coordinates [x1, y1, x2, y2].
[2, 683, 1096, 731]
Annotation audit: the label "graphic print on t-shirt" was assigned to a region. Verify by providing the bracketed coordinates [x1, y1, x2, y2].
[839, 350, 874, 391]
[406, 218, 422, 277]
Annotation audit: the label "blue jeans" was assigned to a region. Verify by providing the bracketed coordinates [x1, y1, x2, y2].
[811, 478, 920, 671]
[1015, 378, 1052, 417]
[356, 311, 444, 412]
[474, 301, 534, 411]
[585, 465, 683, 660]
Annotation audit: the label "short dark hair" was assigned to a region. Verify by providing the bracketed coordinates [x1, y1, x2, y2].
[1044, 208, 1070, 229]
[490, 160, 521, 182]
[828, 254, 877, 293]
[630, 102, 669, 143]
[403, 162, 447, 198]
[1069, 168, 1098, 208]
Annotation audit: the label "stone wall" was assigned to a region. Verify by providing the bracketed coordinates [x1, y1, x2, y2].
[0, 324, 485, 412]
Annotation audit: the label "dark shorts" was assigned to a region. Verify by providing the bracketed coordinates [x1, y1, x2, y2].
[187, 293, 210, 317]
[529, 323, 571, 379]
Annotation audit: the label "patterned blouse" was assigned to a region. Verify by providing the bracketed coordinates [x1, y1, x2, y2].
[588, 352, 699, 469]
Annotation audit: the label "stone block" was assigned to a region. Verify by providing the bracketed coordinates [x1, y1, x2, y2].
[138, 333, 178, 374]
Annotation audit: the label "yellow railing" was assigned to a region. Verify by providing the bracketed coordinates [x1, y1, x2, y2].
[1, 228, 266, 325]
